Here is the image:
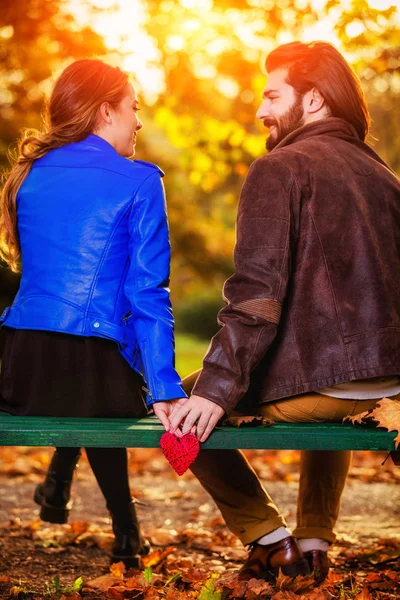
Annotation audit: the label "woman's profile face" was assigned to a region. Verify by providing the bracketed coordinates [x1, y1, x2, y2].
[110, 83, 143, 157]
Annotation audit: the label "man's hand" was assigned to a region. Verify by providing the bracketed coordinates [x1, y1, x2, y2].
[169, 395, 225, 443]
[153, 398, 187, 431]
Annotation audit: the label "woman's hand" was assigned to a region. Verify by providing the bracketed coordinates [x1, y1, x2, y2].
[153, 398, 187, 431]
[169, 395, 225, 443]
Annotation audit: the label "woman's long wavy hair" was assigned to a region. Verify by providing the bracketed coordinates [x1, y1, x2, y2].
[0, 59, 129, 272]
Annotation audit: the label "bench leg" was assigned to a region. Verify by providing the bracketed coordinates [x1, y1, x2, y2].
[390, 451, 400, 466]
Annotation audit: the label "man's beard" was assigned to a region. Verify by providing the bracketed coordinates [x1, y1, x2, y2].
[266, 95, 305, 151]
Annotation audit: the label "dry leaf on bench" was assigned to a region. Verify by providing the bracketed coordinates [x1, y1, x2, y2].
[343, 410, 372, 425]
[368, 398, 400, 448]
[224, 415, 274, 428]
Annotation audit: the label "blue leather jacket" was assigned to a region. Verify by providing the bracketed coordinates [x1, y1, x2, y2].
[1, 134, 186, 405]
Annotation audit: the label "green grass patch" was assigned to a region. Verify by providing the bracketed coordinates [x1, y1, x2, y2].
[175, 333, 209, 377]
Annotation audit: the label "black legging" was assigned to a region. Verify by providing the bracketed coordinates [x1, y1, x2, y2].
[52, 446, 132, 518]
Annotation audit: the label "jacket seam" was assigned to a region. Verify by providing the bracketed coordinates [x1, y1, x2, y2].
[128, 171, 162, 394]
[307, 207, 351, 364]
[83, 202, 133, 331]
[344, 325, 400, 340]
[8, 294, 84, 312]
[32, 163, 157, 184]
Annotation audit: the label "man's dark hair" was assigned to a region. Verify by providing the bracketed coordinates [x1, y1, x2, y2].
[266, 41, 370, 141]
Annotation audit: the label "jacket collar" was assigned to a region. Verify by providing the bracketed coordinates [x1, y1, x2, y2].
[271, 117, 361, 153]
[82, 133, 118, 154]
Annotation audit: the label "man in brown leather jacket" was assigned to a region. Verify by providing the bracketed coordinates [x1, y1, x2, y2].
[169, 41, 400, 581]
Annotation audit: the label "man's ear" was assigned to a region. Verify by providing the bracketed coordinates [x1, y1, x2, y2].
[304, 87, 325, 115]
[97, 102, 113, 125]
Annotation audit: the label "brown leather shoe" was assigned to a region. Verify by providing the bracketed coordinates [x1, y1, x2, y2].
[238, 536, 311, 581]
[303, 550, 329, 583]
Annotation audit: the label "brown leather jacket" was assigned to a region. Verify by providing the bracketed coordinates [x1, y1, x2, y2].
[192, 118, 400, 414]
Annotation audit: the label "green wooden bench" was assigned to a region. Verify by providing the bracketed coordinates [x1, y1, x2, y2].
[0, 413, 397, 453]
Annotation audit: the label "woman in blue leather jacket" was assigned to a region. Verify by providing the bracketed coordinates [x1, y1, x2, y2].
[0, 59, 186, 567]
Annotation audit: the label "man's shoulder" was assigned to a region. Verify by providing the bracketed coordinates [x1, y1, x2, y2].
[246, 154, 297, 190]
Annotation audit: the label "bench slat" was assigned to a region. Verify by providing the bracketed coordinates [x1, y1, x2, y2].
[0, 415, 396, 450]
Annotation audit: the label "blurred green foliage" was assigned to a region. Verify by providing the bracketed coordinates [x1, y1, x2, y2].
[175, 290, 225, 340]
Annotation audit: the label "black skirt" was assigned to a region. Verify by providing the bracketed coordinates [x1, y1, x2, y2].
[0, 328, 149, 418]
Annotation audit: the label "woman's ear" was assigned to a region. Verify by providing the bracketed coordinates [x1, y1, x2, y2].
[304, 87, 325, 115]
[97, 102, 113, 126]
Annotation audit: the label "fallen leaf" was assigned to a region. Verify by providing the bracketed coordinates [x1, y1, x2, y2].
[368, 398, 400, 448]
[343, 410, 372, 425]
[224, 415, 274, 428]
[142, 546, 176, 568]
[324, 571, 345, 585]
[9, 586, 25, 597]
[275, 571, 315, 593]
[148, 528, 181, 546]
[165, 588, 190, 600]
[245, 577, 274, 598]
[0, 575, 10, 583]
[180, 567, 210, 584]
[86, 574, 122, 592]
[271, 591, 298, 600]
[110, 561, 126, 577]
[365, 572, 383, 583]
[107, 587, 127, 600]
[354, 587, 374, 600]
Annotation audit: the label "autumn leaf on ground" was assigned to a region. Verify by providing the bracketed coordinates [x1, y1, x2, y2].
[244, 577, 274, 598]
[61, 520, 89, 545]
[180, 566, 210, 584]
[224, 415, 274, 428]
[354, 586, 373, 600]
[197, 574, 224, 600]
[85, 574, 123, 592]
[148, 527, 181, 546]
[271, 591, 298, 600]
[142, 546, 176, 568]
[324, 571, 345, 585]
[165, 587, 191, 600]
[110, 561, 126, 577]
[275, 571, 316, 593]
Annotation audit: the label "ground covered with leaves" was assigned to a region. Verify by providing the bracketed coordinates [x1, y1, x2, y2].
[0, 446, 399, 600]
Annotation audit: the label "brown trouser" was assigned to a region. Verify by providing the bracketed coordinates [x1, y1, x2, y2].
[185, 370, 397, 545]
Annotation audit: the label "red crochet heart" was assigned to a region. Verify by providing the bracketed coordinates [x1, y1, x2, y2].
[160, 431, 200, 475]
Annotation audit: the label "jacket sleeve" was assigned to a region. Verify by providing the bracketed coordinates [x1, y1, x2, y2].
[192, 156, 299, 414]
[125, 170, 186, 405]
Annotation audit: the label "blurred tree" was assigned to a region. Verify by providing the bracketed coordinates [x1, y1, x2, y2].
[0, 0, 106, 160]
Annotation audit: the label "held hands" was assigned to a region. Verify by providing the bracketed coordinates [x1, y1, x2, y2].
[169, 395, 225, 443]
[152, 398, 187, 431]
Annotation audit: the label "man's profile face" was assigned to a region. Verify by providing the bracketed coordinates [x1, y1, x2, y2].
[256, 68, 305, 151]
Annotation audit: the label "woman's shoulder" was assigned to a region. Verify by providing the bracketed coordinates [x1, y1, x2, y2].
[31, 139, 164, 185]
